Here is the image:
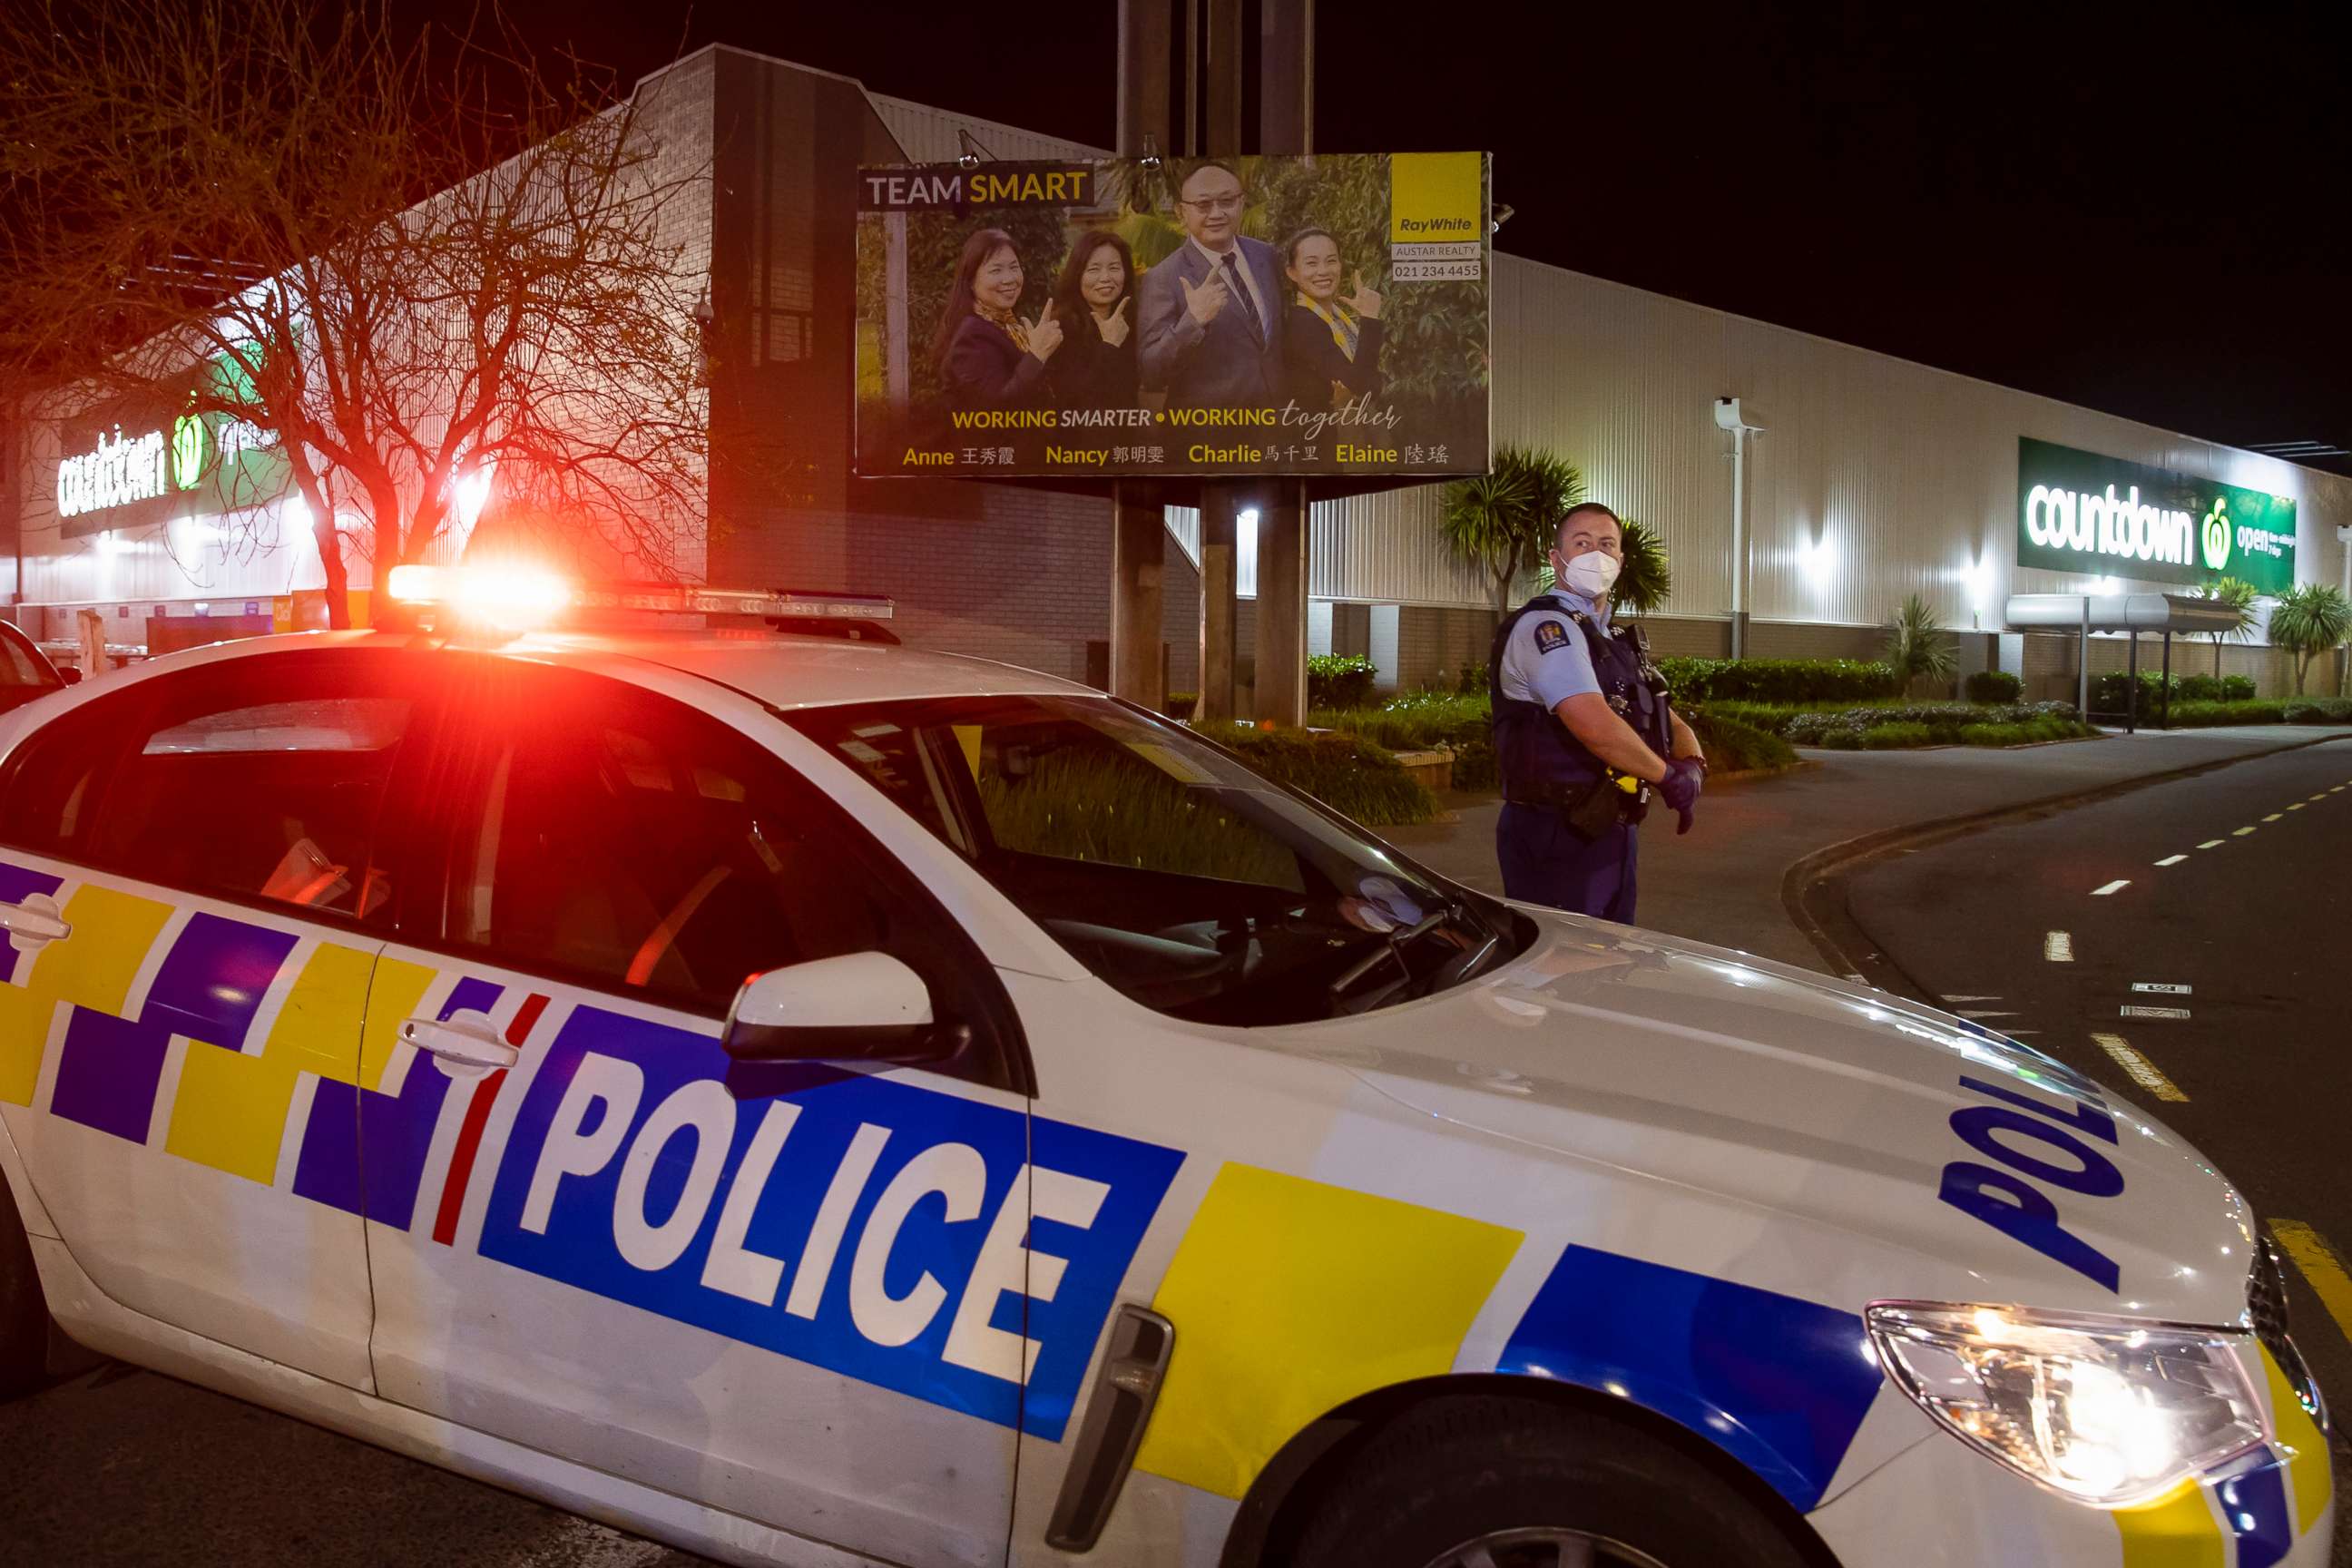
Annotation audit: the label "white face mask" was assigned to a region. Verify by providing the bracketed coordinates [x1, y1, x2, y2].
[1558, 549, 1621, 599]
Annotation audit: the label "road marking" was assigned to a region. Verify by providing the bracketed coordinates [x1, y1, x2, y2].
[2132, 982, 2191, 995]
[1942, 994, 2004, 1003]
[1955, 1009, 2019, 1020]
[2153, 854, 2188, 867]
[2233, 826, 2259, 837]
[2288, 803, 2305, 811]
[2092, 1033, 2188, 1102]
[2121, 1004, 2191, 1020]
[2092, 879, 2131, 896]
[2311, 793, 2328, 801]
[2269, 1220, 2352, 1347]
[2263, 813, 2284, 822]
[2044, 931, 2073, 962]
[2335, 786, 2347, 793]
[2197, 839, 2225, 849]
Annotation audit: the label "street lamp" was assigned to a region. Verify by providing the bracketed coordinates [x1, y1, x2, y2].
[1715, 397, 1765, 659]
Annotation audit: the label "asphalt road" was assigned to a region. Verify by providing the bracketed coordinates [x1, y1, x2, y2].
[1841, 734, 2352, 1562]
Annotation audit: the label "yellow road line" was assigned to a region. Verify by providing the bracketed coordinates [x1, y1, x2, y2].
[2288, 803, 2305, 811]
[2234, 826, 2259, 837]
[2198, 839, 2224, 849]
[2263, 813, 2284, 822]
[2092, 1033, 2188, 1102]
[2270, 1220, 2352, 1347]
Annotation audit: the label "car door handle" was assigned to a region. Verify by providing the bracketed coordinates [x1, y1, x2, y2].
[401, 1015, 518, 1075]
[0, 893, 72, 952]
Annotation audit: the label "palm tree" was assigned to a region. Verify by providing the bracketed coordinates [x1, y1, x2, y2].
[2188, 576, 2259, 680]
[1883, 593, 1956, 692]
[2266, 583, 2352, 694]
[1440, 446, 1581, 614]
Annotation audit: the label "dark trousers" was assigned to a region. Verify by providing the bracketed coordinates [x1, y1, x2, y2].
[1495, 802, 1639, 923]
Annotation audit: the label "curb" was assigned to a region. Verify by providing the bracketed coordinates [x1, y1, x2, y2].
[1779, 730, 2352, 995]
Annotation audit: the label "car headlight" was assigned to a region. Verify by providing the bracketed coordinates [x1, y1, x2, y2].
[1867, 1301, 2269, 1505]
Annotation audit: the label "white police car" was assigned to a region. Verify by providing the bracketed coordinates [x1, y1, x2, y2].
[0, 572, 2332, 1568]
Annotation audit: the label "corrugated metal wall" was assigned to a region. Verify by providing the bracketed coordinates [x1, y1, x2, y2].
[1314, 256, 2352, 627]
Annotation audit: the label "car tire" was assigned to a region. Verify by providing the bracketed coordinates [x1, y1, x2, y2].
[1290, 1395, 1816, 1568]
[0, 1171, 54, 1398]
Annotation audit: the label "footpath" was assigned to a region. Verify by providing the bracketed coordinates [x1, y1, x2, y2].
[1383, 725, 2352, 975]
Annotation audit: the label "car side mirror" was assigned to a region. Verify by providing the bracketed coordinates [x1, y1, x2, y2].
[58, 668, 82, 686]
[721, 951, 956, 1065]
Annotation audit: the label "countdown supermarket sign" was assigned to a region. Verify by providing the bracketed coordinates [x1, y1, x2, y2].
[2017, 437, 2297, 595]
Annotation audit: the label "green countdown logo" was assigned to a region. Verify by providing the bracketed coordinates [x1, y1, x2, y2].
[2200, 497, 2232, 572]
[169, 412, 208, 491]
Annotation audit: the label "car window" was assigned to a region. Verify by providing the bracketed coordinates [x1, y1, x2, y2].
[789, 695, 1524, 1025]
[0, 626, 59, 691]
[0, 650, 421, 922]
[435, 669, 901, 1018]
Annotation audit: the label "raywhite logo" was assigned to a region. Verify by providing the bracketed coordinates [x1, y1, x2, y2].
[2024, 483, 2194, 568]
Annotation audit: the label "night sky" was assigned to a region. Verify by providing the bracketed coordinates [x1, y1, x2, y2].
[456, 0, 2352, 474]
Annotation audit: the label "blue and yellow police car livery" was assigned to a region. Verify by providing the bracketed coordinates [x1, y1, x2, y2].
[0, 573, 2332, 1568]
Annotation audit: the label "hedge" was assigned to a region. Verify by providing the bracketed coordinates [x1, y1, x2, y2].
[1784, 701, 2086, 748]
[2165, 698, 2352, 728]
[1310, 690, 1497, 789]
[1964, 670, 2024, 703]
[2092, 670, 2259, 710]
[1688, 710, 1797, 773]
[1306, 654, 1378, 710]
[1195, 723, 1440, 825]
[1657, 657, 1902, 704]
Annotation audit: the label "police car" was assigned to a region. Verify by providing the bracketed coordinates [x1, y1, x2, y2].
[0, 568, 2331, 1568]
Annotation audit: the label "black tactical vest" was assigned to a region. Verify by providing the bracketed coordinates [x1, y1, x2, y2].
[1488, 593, 1672, 806]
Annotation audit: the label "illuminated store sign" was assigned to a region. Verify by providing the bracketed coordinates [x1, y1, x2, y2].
[57, 426, 187, 519]
[2016, 437, 2297, 595]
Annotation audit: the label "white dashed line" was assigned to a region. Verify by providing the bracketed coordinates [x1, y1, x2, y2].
[2044, 931, 2074, 962]
[2312, 794, 2328, 802]
[2234, 826, 2259, 837]
[2288, 803, 2306, 811]
[2263, 813, 2284, 822]
[2121, 1004, 2192, 1020]
[2198, 839, 2225, 849]
[2093, 1033, 2190, 1102]
[2092, 880, 2131, 897]
[2153, 854, 2188, 867]
[2132, 982, 2191, 995]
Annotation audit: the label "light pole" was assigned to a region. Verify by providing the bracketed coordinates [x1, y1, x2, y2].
[1714, 397, 1765, 659]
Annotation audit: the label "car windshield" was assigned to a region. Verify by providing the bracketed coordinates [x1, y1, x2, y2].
[787, 694, 1525, 1024]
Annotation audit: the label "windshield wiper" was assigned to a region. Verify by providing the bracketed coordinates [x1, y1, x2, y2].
[1326, 897, 1489, 1015]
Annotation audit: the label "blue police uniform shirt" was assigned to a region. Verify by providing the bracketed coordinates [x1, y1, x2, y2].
[1497, 587, 1612, 712]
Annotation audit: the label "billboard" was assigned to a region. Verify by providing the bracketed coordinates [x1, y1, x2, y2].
[854, 153, 1490, 480]
[2016, 437, 2298, 595]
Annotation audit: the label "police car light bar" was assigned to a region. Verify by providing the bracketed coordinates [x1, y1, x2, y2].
[385, 564, 897, 637]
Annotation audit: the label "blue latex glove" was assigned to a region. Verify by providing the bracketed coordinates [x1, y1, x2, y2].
[1656, 758, 1704, 835]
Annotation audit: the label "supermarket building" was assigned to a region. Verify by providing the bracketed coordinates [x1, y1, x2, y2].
[7, 44, 2349, 698]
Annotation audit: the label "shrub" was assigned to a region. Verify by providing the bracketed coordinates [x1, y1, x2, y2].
[1860, 721, 1934, 750]
[2165, 700, 2287, 727]
[2283, 699, 2352, 725]
[1306, 654, 1378, 710]
[1965, 670, 2023, 704]
[2222, 675, 2258, 701]
[1200, 724, 1440, 825]
[2091, 669, 2172, 713]
[1783, 700, 2082, 748]
[1656, 657, 1902, 705]
[980, 750, 1297, 885]
[1687, 710, 1796, 773]
[1957, 722, 2024, 747]
[1165, 691, 1198, 720]
[1883, 594, 1956, 687]
[2172, 673, 2221, 702]
[1455, 662, 1489, 695]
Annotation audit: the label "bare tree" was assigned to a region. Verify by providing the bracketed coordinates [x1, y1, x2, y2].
[0, 0, 709, 626]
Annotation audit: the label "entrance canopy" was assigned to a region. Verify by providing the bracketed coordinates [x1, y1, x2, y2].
[2002, 593, 2246, 731]
[2003, 592, 2247, 636]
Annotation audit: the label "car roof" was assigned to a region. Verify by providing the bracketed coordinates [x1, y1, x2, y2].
[162, 627, 1101, 711]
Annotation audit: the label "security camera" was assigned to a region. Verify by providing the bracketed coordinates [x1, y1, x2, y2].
[1492, 203, 1514, 233]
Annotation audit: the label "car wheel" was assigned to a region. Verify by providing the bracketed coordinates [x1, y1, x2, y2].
[1291, 1395, 1816, 1568]
[0, 1171, 55, 1397]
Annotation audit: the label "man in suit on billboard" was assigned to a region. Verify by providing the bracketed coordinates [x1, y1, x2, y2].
[1139, 161, 1285, 407]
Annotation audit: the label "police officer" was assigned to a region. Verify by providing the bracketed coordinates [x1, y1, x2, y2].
[1490, 502, 1706, 922]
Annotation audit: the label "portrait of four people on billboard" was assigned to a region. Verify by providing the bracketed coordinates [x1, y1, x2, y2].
[932, 160, 1387, 417]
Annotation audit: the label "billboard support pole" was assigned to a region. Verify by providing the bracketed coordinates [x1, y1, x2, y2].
[1250, 0, 1313, 727]
[1110, 0, 1173, 710]
[1198, 495, 1240, 721]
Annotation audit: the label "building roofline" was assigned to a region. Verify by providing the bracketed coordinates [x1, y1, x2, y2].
[1492, 247, 2346, 495]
